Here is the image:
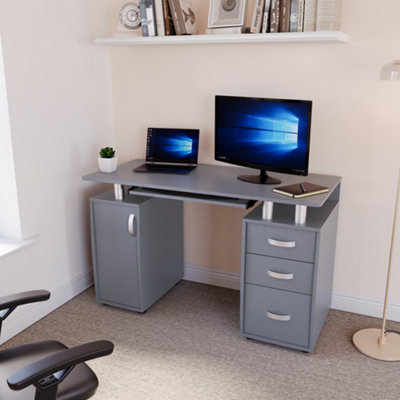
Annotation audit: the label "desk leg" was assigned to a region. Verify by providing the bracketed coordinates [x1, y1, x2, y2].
[295, 205, 307, 225]
[262, 201, 274, 220]
[114, 184, 124, 200]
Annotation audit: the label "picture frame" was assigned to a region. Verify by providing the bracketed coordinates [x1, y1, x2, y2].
[208, 0, 247, 28]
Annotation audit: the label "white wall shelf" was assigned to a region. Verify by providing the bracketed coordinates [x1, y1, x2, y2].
[94, 31, 349, 46]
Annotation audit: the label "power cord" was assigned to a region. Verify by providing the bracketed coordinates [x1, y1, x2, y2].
[385, 329, 400, 335]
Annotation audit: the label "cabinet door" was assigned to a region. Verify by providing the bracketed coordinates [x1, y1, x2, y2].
[91, 201, 140, 309]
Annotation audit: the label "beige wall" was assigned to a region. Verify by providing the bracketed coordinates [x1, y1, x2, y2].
[108, 0, 400, 303]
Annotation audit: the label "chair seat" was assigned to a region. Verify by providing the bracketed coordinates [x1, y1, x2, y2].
[0, 340, 98, 400]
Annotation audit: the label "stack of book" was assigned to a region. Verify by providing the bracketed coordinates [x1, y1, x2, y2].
[249, 0, 342, 34]
[140, 0, 198, 37]
[316, 0, 342, 31]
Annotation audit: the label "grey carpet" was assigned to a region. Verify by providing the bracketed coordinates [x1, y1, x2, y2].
[3, 281, 400, 399]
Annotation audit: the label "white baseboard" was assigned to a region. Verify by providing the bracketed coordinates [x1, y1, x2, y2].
[183, 263, 400, 322]
[1, 269, 93, 344]
[2, 264, 399, 345]
[184, 263, 241, 291]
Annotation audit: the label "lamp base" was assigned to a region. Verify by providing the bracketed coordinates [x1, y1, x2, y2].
[352, 328, 400, 361]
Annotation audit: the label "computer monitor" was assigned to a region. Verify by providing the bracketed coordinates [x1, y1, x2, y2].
[214, 95, 312, 184]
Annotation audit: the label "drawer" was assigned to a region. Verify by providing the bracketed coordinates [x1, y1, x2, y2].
[243, 284, 311, 347]
[245, 254, 314, 295]
[246, 224, 316, 263]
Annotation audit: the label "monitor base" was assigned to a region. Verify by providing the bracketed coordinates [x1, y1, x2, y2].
[238, 170, 281, 185]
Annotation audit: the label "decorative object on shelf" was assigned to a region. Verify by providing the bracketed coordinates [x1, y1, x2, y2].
[168, 0, 198, 35]
[115, 2, 142, 37]
[352, 62, 400, 361]
[98, 147, 118, 173]
[208, 0, 247, 29]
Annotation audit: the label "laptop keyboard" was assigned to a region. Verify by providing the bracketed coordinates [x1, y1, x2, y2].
[134, 164, 196, 174]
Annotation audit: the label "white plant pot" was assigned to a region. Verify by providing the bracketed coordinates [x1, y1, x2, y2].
[98, 156, 118, 173]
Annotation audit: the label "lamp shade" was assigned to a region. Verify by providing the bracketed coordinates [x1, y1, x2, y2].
[381, 60, 400, 81]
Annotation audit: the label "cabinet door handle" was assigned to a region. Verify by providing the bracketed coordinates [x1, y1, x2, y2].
[267, 238, 296, 248]
[266, 311, 291, 322]
[128, 214, 135, 237]
[266, 269, 294, 280]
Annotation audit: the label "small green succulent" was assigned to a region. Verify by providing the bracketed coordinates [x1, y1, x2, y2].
[99, 147, 116, 159]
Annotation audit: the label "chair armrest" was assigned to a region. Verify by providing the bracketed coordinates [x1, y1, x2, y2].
[7, 340, 114, 391]
[0, 290, 50, 317]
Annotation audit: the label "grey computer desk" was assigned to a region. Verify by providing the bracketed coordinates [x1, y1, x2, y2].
[83, 159, 341, 352]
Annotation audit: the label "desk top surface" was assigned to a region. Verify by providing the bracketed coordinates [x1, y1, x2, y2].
[83, 159, 341, 207]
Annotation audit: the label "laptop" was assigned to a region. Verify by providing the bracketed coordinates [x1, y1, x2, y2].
[134, 127, 200, 174]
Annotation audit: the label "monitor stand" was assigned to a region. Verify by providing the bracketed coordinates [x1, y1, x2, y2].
[237, 169, 281, 185]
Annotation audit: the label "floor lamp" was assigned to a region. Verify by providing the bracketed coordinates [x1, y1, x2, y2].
[352, 60, 400, 361]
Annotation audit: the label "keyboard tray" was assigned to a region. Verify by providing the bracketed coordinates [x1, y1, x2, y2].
[128, 186, 256, 209]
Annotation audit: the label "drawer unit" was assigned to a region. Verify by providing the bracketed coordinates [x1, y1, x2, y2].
[245, 253, 314, 295]
[241, 201, 339, 352]
[246, 224, 316, 263]
[243, 284, 311, 347]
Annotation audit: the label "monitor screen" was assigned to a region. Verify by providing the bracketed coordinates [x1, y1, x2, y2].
[214, 95, 312, 184]
[146, 127, 200, 164]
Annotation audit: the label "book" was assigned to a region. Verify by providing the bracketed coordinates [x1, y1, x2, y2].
[168, 0, 197, 35]
[140, 0, 157, 37]
[250, 0, 266, 33]
[316, 0, 342, 31]
[261, 0, 271, 33]
[269, 0, 280, 32]
[279, 0, 291, 32]
[303, 0, 317, 31]
[154, 0, 165, 36]
[206, 27, 250, 35]
[297, 0, 305, 32]
[289, 0, 305, 32]
[273, 182, 330, 199]
[162, 0, 176, 35]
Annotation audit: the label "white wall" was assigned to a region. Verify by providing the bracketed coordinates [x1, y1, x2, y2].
[108, 0, 400, 313]
[0, 0, 114, 342]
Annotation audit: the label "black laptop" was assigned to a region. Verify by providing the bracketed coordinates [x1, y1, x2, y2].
[134, 127, 200, 174]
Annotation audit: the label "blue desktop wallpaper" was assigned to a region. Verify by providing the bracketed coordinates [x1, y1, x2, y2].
[215, 97, 311, 173]
[146, 128, 199, 163]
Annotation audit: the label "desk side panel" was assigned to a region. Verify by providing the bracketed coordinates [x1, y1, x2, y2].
[138, 198, 184, 310]
[309, 203, 340, 350]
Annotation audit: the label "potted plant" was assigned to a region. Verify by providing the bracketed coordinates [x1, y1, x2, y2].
[98, 147, 118, 173]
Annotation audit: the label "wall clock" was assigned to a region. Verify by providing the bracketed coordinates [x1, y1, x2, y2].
[117, 2, 141, 33]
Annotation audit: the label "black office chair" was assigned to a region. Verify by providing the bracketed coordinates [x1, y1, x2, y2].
[0, 290, 113, 400]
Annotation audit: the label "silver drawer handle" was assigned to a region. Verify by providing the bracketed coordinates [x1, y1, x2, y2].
[128, 214, 135, 237]
[267, 270, 294, 280]
[267, 238, 296, 248]
[266, 311, 291, 322]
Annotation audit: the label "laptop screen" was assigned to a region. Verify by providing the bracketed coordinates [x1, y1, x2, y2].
[146, 128, 199, 164]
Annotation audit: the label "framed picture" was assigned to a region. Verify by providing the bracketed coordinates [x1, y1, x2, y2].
[208, 0, 247, 28]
